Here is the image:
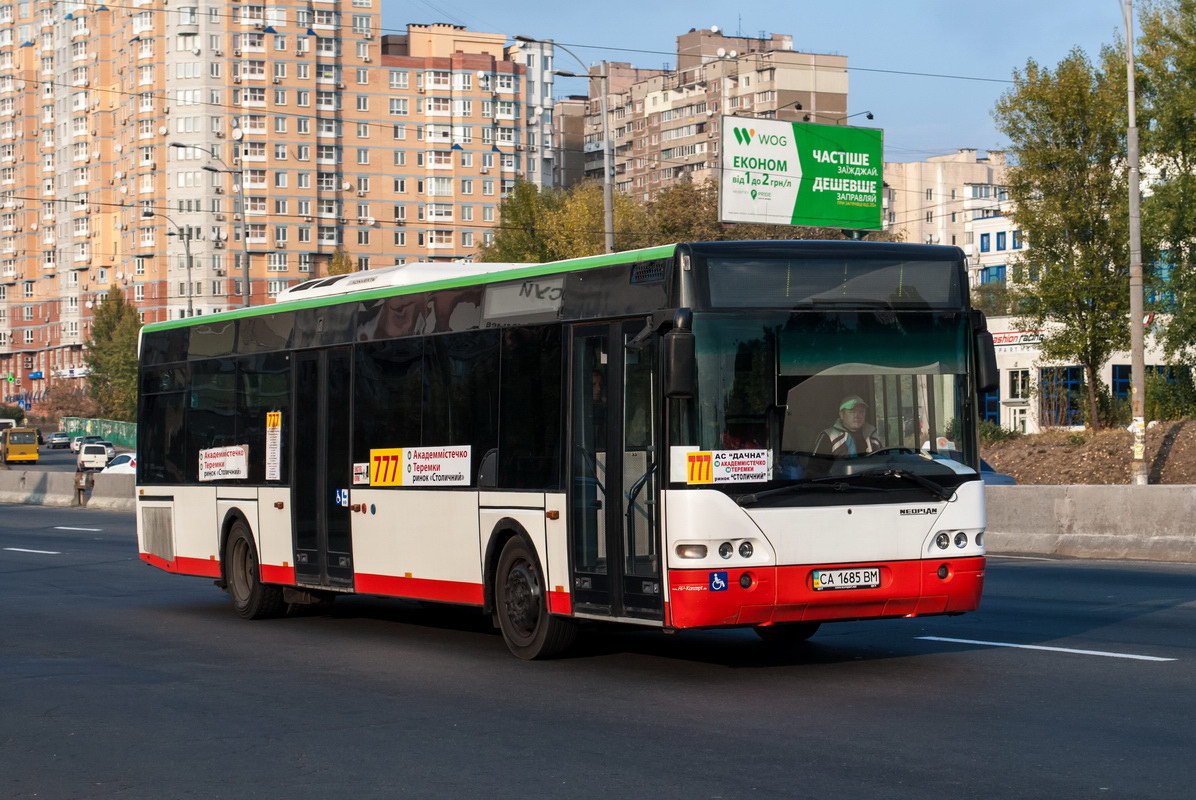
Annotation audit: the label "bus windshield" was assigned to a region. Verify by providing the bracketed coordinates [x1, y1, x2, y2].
[678, 311, 977, 501]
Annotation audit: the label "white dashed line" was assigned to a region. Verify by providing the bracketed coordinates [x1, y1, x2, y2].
[917, 636, 1176, 662]
[54, 526, 102, 532]
[4, 547, 61, 555]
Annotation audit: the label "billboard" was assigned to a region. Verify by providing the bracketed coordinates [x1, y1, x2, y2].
[719, 115, 883, 230]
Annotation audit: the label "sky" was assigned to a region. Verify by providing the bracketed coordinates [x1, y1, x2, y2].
[380, 0, 1133, 162]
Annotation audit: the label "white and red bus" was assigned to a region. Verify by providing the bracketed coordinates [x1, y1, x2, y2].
[136, 240, 997, 658]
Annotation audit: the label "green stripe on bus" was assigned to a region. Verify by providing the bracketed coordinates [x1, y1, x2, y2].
[141, 244, 679, 333]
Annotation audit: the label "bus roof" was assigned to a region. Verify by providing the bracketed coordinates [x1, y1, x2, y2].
[141, 244, 677, 333]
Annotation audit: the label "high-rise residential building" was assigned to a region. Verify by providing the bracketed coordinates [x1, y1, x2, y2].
[550, 95, 586, 187]
[0, 10, 525, 412]
[578, 28, 849, 200]
[505, 38, 557, 189]
[882, 149, 1009, 249]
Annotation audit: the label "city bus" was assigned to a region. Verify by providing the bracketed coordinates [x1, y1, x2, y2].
[135, 240, 998, 659]
[0, 426, 39, 463]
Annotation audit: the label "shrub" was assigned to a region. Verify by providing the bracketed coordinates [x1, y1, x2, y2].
[978, 418, 1022, 445]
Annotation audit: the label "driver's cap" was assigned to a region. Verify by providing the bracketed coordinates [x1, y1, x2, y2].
[839, 395, 868, 411]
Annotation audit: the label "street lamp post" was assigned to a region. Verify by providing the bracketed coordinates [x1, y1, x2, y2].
[515, 35, 615, 254]
[143, 209, 193, 317]
[1122, 0, 1148, 485]
[170, 141, 251, 308]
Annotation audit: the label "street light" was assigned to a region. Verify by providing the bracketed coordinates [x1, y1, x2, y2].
[516, 34, 615, 254]
[169, 141, 251, 307]
[142, 208, 193, 318]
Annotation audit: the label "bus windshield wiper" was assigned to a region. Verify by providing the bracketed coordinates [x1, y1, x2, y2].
[736, 480, 885, 506]
[814, 468, 954, 502]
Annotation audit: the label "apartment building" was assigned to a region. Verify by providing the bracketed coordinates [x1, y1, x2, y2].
[883, 148, 1009, 248]
[0, 9, 525, 412]
[580, 28, 849, 200]
[504, 38, 556, 189]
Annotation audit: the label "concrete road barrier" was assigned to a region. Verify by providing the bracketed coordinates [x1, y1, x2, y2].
[0, 469, 79, 507]
[986, 485, 1196, 562]
[88, 473, 136, 512]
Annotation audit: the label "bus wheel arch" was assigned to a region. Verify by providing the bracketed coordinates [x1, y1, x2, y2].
[482, 520, 532, 616]
[221, 511, 286, 620]
[485, 522, 576, 660]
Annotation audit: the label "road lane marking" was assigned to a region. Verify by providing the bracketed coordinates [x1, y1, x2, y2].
[4, 547, 61, 555]
[917, 636, 1176, 662]
[54, 526, 102, 532]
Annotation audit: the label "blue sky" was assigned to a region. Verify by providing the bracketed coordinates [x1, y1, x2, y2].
[381, 0, 1131, 162]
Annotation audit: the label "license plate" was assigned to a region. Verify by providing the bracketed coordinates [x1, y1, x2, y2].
[811, 567, 881, 591]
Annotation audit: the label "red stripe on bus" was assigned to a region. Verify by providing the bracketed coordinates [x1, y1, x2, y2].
[260, 564, 295, 584]
[355, 573, 484, 605]
[139, 552, 222, 578]
[667, 557, 985, 629]
[547, 591, 572, 615]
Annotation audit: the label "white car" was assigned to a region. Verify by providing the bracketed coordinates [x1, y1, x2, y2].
[96, 441, 117, 461]
[77, 444, 109, 471]
[101, 452, 137, 475]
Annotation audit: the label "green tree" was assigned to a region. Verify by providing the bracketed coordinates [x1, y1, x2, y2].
[970, 281, 1012, 317]
[327, 248, 354, 275]
[994, 47, 1130, 428]
[477, 180, 565, 263]
[1139, 0, 1196, 361]
[0, 403, 24, 425]
[84, 286, 141, 421]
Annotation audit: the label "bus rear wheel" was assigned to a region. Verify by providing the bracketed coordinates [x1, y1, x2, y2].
[495, 537, 576, 660]
[225, 521, 286, 620]
[754, 622, 821, 644]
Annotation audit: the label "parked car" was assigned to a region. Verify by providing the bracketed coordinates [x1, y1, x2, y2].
[77, 443, 109, 471]
[71, 435, 102, 453]
[95, 440, 117, 461]
[980, 458, 1017, 486]
[47, 432, 71, 449]
[101, 452, 137, 475]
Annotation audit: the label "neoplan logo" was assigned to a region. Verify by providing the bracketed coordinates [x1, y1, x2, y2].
[732, 126, 789, 147]
[899, 507, 938, 516]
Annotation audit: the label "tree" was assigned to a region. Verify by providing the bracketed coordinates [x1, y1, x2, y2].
[1138, 0, 1196, 361]
[994, 47, 1130, 428]
[970, 281, 1012, 317]
[83, 286, 141, 422]
[0, 403, 24, 425]
[327, 248, 354, 275]
[477, 180, 565, 263]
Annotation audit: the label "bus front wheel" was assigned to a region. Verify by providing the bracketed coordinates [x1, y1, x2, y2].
[495, 537, 576, 660]
[754, 622, 820, 644]
[225, 521, 286, 620]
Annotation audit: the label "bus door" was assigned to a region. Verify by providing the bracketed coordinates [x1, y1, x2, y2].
[291, 347, 354, 590]
[568, 321, 663, 620]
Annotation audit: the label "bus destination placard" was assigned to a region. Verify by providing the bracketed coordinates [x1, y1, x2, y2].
[370, 446, 472, 487]
[198, 445, 249, 481]
[686, 449, 772, 484]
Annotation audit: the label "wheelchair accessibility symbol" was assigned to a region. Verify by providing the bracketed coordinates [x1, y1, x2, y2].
[709, 571, 728, 592]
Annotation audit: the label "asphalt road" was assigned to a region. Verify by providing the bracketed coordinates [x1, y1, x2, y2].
[3, 444, 130, 472]
[1, 503, 1193, 799]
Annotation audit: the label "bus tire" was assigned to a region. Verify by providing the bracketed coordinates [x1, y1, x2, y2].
[754, 622, 820, 644]
[495, 537, 576, 660]
[225, 521, 286, 620]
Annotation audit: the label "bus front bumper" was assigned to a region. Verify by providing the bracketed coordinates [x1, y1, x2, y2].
[666, 557, 985, 629]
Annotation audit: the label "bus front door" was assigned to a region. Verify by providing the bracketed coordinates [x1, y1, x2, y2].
[292, 347, 354, 590]
[569, 321, 663, 621]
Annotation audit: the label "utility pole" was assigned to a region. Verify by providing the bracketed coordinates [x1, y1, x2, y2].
[1124, 0, 1148, 485]
[599, 61, 614, 254]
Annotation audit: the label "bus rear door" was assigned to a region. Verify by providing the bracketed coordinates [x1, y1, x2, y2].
[291, 347, 355, 590]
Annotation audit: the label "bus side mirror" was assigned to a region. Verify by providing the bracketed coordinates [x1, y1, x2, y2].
[663, 329, 696, 398]
[976, 329, 999, 393]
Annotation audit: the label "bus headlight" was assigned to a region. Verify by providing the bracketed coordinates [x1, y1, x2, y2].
[738, 541, 754, 558]
[954, 532, 968, 548]
[718, 542, 734, 559]
[935, 532, 950, 550]
[675, 544, 707, 559]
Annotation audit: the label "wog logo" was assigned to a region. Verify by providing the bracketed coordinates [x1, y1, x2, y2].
[732, 126, 789, 147]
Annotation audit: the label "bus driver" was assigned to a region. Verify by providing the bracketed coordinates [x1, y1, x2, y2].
[813, 395, 882, 458]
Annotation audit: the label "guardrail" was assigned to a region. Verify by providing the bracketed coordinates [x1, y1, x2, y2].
[985, 485, 1196, 563]
[0, 469, 134, 512]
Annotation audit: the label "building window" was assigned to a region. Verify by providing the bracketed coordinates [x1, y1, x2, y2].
[979, 233, 991, 253]
[996, 231, 1007, 251]
[1012, 230, 1022, 249]
[1009, 369, 1031, 400]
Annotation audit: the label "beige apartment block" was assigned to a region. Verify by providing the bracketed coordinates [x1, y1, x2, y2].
[0, 8, 526, 412]
[883, 148, 1009, 248]
[580, 28, 848, 200]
